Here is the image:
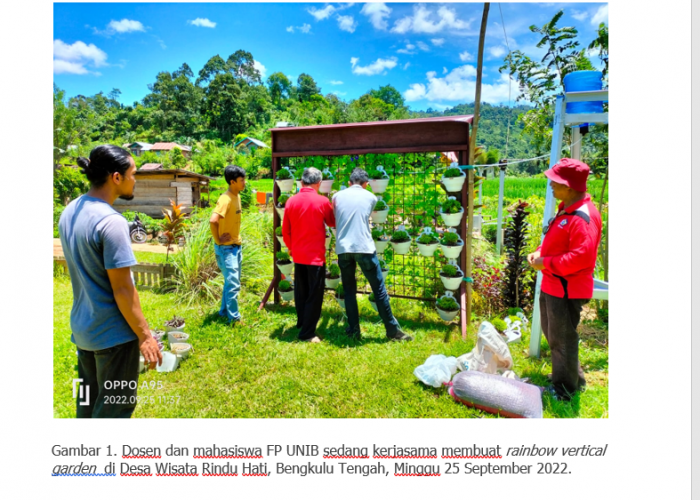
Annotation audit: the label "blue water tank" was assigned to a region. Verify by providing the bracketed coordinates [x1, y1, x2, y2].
[563, 71, 604, 114]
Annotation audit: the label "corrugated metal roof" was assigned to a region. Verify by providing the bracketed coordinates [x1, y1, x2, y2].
[235, 137, 269, 149]
[151, 142, 191, 152]
[139, 163, 163, 171]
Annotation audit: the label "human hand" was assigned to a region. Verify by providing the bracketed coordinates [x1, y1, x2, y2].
[140, 335, 163, 370]
[527, 251, 540, 266]
[531, 257, 546, 271]
[219, 233, 232, 244]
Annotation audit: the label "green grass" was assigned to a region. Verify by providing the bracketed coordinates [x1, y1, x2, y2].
[132, 250, 169, 264]
[53, 279, 608, 418]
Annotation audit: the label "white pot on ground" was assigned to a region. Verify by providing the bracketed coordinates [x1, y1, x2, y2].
[440, 273, 463, 291]
[416, 242, 439, 257]
[440, 209, 464, 227]
[280, 289, 295, 302]
[319, 179, 334, 194]
[437, 307, 460, 322]
[371, 209, 389, 224]
[440, 242, 464, 259]
[390, 240, 412, 255]
[275, 206, 285, 219]
[337, 297, 345, 310]
[164, 322, 186, 333]
[441, 173, 466, 193]
[374, 239, 389, 253]
[368, 178, 390, 193]
[277, 261, 294, 276]
[325, 276, 341, 289]
[167, 331, 189, 344]
[276, 178, 294, 192]
[170, 342, 193, 360]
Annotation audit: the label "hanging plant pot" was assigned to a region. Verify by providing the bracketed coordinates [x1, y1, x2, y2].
[381, 268, 389, 280]
[276, 178, 295, 192]
[440, 242, 464, 259]
[337, 297, 346, 310]
[156, 351, 180, 372]
[441, 172, 466, 193]
[374, 239, 389, 253]
[368, 178, 390, 193]
[371, 208, 389, 224]
[280, 288, 295, 302]
[416, 242, 439, 257]
[276, 235, 286, 248]
[436, 294, 460, 322]
[437, 306, 460, 322]
[277, 261, 294, 276]
[325, 276, 341, 289]
[390, 240, 411, 255]
[170, 342, 193, 360]
[440, 272, 464, 291]
[440, 209, 464, 227]
[275, 206, 285, 219]
[319, 179, 334, 194]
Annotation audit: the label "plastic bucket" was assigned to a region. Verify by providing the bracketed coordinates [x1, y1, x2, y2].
[563, 71, 603, 114]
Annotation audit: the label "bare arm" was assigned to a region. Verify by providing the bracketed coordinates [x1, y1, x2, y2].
[107, 267, 162, 369]
[209, 212, 231, 245]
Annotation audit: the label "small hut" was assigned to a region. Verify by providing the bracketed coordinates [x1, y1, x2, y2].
[113, 168, 213, 218]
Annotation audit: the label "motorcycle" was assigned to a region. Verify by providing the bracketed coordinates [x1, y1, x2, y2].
[128, 214, 148, 243]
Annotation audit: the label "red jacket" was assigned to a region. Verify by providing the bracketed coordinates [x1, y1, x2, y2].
[282, 187, 336, 266]
[538, 195, 602, 299]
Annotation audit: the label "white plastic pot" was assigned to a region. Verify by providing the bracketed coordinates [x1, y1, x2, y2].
[374, 239, 389, 253]
[440, 273, 463, 291]
[167, 331, 189, 345]
[280, 289, 295, 302]
[277, 261, 294, 276]
[276, 235, 286, 248]
[371, 209, 389, 224]
[156, 352, 180, 372]
[276, 178, 295, 192]
[337, 297, 345, 310]
[369, 300, 378, 313]
[319, 179, 334, 194]
[441, 173, 466, 193]
[331, 227, 336, 237]
[325, 276, 341, 289]
[390, 240, 412, 255]
[368, 178, 390, 194]
[437, 307, 460, 322]
[275, 206, 285, 219]
[164, 322, 186, 333]
[440, 242, 464, 259]
[381, 268, 388, 280]
[416, 242, 439, 257]
[472, 214, 482, 231]
[440, 209, 464, 227]
[170, 342, 193, 360]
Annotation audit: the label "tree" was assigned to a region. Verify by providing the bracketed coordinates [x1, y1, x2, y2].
[369, 85, 406, 110]
[296, 73, 321, 102]
[54, 85, 91, 166]
[196, 55, 228, 86]
[347, 94, 395, 122]
[267, 72, 292, 106]
[202, 73, 249, 142]
[227, 50, 261, 85]
[588, 22, 609, 77]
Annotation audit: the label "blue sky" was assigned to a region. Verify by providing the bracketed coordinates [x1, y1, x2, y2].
[53, 2, 608, 111]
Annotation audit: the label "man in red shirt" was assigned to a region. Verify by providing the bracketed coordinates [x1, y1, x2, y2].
[282, 167, 336, 343]
[528, 158, 602, 401]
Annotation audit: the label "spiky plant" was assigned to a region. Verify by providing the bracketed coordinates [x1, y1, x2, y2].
[161, 199, 188, 261]
[502, 201, 533, 309]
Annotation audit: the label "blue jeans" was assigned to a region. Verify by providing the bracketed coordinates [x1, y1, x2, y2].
[214, 244, 242, 322]
[338, 252, 400, 337]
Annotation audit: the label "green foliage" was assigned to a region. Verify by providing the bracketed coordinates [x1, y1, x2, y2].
[508, 315, 521, 324]
[368, 168, 389, 180]
[441, 198, 462, 214]
[374, 199, 388, 211]
[378, 259, 388, 271]
[507, 307, 524, 315]
[53, 204, 65, 238]
[277, 193, 291, 206]
[372, 228, 387, 241]
[436, 296, 459, 311]
[335, 283, 344, 298]
[417, 232, 439, 245]
[441, 264, 460, 277]
[502, 201, 534, 310]
[240, 188, 253, 208]
[121, 211, 160, 234]
[327, 263, 341, 279]
[279, 280, 292, 292]
[322, 170, 334, 180]
[276, 168, 293, 180]
[368, 292, 376, 302]
[169, 147, 187, 169]
[54, 166, 89, 205]
[390, 230, 410, 243]
[491, 318, 507, 332]
[443, 167, 462, 178]
[440, 232, 461, 246]
[275, 226, 283, 236]
[276, 251, 291, 263]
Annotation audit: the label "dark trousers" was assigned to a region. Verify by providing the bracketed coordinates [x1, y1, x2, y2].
[76, 339, 140, 418]
[540, 291, 588, 398]
[338, 252, 400, 338]
[294, 263, 326, 340]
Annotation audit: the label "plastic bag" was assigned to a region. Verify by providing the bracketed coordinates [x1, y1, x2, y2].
[457, 321, 514, 376]
[449, 371, 543, 418]
[414, 354, 459, 388]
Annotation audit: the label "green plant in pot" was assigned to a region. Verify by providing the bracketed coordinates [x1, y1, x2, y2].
[378, 258, 389, 279]
[491, 318, 507, 333]
[368, 292, 379, 312]
[416, 229, 439, 257]
[275, 167, 294, 193]
[335, 283, 346, 309]
[275, 193, 291, 219]
[275, 225, 286, 247]
[367, 166, 390, 193]
[276, 250, 294, 276]
[325, 263, 341, 288]
[371, 199, 390, 224]
[278, 279, 295, 301]
[372, 227, 390, 253]
[439, 230, 464, 259]
[440, 197, 464, 227]
[436, 295, 460, 321]
[440, 263, 464, 291]
[390, 229, 412, 255]
[319, 169, 335, 194]
[441, 163, 466, 193]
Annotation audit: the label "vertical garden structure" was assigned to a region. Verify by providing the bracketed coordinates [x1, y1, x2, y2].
[268, 116, 475, 339]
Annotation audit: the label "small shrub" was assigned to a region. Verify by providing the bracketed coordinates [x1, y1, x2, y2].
[374, 199, 388, 211]
[440, 232, 461, 246]
[327, 263, 340, 279]
[502, 201, 533, 310]
[322, 170, 334, 180]
[417, 232, 439, 244]
[122, 211, 160, 235]
[240, 188, 253, 208]
[507, 307, 523, 315]
[277, 193, 291, 207]
[276, 168, 293, 180]
[368, 292, 376, 302]
[368, 168, 388, 180]
[441, 264, 461, 277]
[390, 230, 410, 243]
[441, 198, 462, 214]
[443, 167, 462, 178]
[276, 251, 291, 263]
[279, 280, 293, 292]
[293, 166, 304, 180]
[372, 228, 387, 241]
[491, 318, 507, 332]
[436, 296, 459, 311]
[472, 256, 505, 317]
[275, 226, 283, 236]
[336, 283, 345, 298]
[482, 224, 498, 244]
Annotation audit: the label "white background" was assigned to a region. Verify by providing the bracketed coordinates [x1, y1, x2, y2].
[0, 0, 692, 498]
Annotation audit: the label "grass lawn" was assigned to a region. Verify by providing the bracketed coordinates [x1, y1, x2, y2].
[53, 277, 608, 419]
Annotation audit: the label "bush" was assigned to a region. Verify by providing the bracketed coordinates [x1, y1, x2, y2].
[390, 230, 410, 243]
[279, 280, 292, 292]
[441, 198, 462, 214]
[472, 256, 505, 318]
[436, 296, 459, 311]
[482, 224, 498, 244]
[441, 264, 460, 277]
[368, 292, 376, 302]
[417, 232, 439, 244]
[240, 188, 253, 209]
[440, 232, 461, 246]
[275, 226, 283, 236]
[327, 263, 340, 279]
[443, 167, 462, 178]
[276, 168, 293, 180]
[53, 204, 65, 238]
[374, 199, 388, 211]
[54, 166, 89, 205]
[276, 251, 291, 263]
[491, 318, 507, 332]
[368, 168, 388, 179]
[122, 211, 159, 235]
[277, 193, 291, 207]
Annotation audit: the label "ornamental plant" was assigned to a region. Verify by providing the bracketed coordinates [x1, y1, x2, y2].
[276, 251, 292, 264]
[441, 198, 462, 214]
[368, 168, 388, 179]
[491, 318, 507, 333]
[502, 201, 534, 310]
[372, 228, 387, 241]
[279, 280, 293, 292]
[294, 166, 304, 180]
[275, 226, 283, 236]
[276, 168, 293, 180]
[443, 167, 462, 178]
[440, 232, 461, 246]
[472, 256, 505, 317]
[374, 199, 388, 211]
[336, 283, 345, 299]
[327, 263, 341, 279]
[436, 296, 459, 311]
[390, 230, 411, 243]
[277, 193, 291, 207]
[417, 232, 439, 245]
[441, 264, 461, 277]
[322, 170, 334, 180]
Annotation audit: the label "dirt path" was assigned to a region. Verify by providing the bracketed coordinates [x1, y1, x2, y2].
[53, 238, 179, 257]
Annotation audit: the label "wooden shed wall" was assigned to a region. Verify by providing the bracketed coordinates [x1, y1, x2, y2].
[113, 177, 197, 218]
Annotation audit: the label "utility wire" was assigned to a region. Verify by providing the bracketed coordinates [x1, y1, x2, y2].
[498, 3, 513, 162]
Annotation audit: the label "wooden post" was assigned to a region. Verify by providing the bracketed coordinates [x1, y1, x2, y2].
[459, 151, 469, 341]
[272, 156, 281, 306]
[496, 159, 507, 254]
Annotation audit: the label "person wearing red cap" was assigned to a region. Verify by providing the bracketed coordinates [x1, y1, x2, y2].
[527, 158, 602, 401]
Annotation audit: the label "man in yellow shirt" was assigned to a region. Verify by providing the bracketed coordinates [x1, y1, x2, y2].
[209, 165, 245, 324]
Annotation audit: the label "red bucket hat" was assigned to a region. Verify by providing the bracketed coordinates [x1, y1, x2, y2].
[544, 158, 590, 192]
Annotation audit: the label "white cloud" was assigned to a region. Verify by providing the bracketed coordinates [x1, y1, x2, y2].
[286, 26, 295, 33]
[337, 15, 357, 33]
[417, 41, 430, 51]
[403, 62, 411, 70]
[331, 90, 347, 96]
[403, 66, 514, 104]
[572, 10, 589, 21]
[459, 50, 474, 62]
[443, 67, 448, 74]
[591, 5, 608, 25]
[350, 56, 398, 76]
[330, 80, 344, 85]
[53, 39, 108, 75]
[391, 5, 471, 34]
[188, 18, 216, 28]
[254, 60, 267, 79]
[489, 46, 507, 58]
[431, 38, 445, 47]
[287, 23, 312, 34]
[108, 19, 145, 33]
[308, 5, 336, 21]
[360, 3, 392, 30]
[397, 43, 416, 54]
